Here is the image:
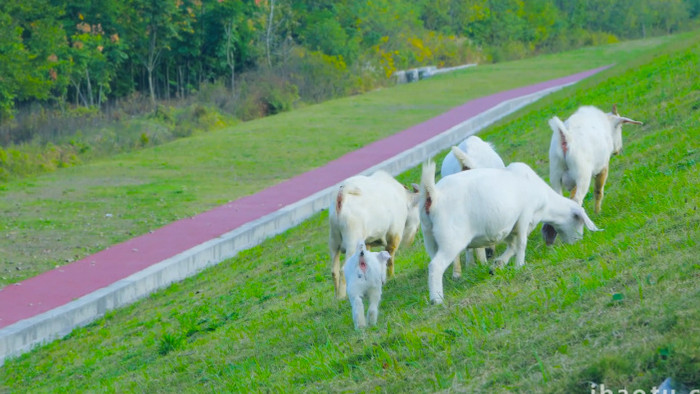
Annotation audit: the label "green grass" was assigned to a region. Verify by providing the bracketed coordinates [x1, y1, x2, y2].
[0, 34, 684, 286]
[1, 32, 699, 391]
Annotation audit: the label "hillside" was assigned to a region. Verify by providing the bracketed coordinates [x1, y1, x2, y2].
[1, 34, 699, 391]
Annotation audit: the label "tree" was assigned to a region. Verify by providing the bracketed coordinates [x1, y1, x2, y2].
[0, 1, 68, 121]
[210, 0, 256, 98]
[265, 0, 275, 68]
[0, 12, 29, 121]
[128, 0, 181, 107]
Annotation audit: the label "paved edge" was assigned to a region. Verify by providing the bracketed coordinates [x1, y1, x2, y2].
[0, 70, 603, 365]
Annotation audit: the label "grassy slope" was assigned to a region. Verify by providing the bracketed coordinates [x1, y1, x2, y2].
[0, 35, 680, 286]
[1, 33, 699, 392]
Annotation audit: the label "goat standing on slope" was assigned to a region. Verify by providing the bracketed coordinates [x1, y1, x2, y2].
[548, 104, 643, 214]
[344, 241, 391, 329]
[329, 171, 420, 299]
[419, 161, 599, 304]
[440, 135, 506, 277]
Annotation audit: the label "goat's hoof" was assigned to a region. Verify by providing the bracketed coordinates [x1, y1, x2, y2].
[493, 259, 507, 269]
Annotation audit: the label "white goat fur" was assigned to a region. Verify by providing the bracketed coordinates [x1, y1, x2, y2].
[440, 135, 506, 276]
[420, 161, 599, 304]
[548, 105, 642, 213]
[329, 171, 420, 299]
[344, 241, 391, 329]
[441, 135, 506, 176]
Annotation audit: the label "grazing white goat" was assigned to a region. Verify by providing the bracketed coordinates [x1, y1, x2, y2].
[343, 241, 391, 329]
[548, 105, 643, 213]
[440, 135, 506, 277]
[420, 161, 599, 304]
[329, 171, 420, 299]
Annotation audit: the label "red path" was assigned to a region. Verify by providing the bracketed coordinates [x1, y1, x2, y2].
[0, 66, 607, 329]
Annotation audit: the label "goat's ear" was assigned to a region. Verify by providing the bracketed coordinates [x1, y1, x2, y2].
[409, 188, 421, 206]
[542, 223, 558, 246]
[620, 116, 643, 126]
[573, 207, 601, 232]
[378, 251, 391, 263]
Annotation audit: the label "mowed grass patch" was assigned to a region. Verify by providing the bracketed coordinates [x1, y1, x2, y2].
[2, 34, 699, 391]
[0, 34, 686, 285]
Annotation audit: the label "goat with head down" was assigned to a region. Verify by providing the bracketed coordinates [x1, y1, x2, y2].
[420, 160, 600, 304]
[440, 135, 506, 277]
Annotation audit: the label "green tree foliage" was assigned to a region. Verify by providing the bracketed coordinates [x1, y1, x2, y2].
[0, 13, 29, 120]
[1, 0, 699, 122]
[0, 1, 68, 121]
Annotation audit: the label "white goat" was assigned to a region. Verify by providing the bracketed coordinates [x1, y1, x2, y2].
[344, 241, 391, 329]
[420, 161, 599, 304]
[329, 171, 420, 299]
[440, 135, 506, 277]
[548, 105, 643, 214]
[441, 135, 505, 176]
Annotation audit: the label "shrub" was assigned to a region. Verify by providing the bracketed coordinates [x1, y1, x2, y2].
[286, 48, 352, 103]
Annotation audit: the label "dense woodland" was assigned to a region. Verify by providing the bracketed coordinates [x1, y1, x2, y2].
[1, 0, 699, 146]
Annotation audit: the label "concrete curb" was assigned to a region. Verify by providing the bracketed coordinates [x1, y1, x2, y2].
[0, 79, 575, 365]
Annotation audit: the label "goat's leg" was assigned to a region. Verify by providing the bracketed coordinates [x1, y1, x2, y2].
[350, 295, 366, 329]
[331, 248, 345, 300]
[367, 289, 381, 326]
[568, 186, 578, 200]
[429, 249, 459, 304]
[550, 159, 564, 195]
[594, 166, 608, 214]
[494, 248, 515, 268]
[422, 223, 438, 259]
[513, 226, 529, 268]
[475, 247, 487, 263]
[452, 253, 462, 279]
[385, 233, 401, 278]
[494, 236, 518, 268]
[572, 175, 591, 206]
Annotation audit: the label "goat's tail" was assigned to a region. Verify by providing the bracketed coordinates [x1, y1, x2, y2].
[548, 116, 571, 155]
[451, 146, 476, 171]
[420, 160, 438, 215]
[335, 184, 361, 214]
[548, 116, 568, 136]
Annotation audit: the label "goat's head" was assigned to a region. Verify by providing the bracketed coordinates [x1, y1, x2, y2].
[608, 104, 643, 155]
[542, 205, 600, 246]
[352, 241, 390, 284]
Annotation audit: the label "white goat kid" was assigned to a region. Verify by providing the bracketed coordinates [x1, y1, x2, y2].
[548, 105, 643, 214]
[344, 241, 391, 329]
[440, 135, 506, 277]
[329, 171, 420, 299]
[420, 161, 599, 304]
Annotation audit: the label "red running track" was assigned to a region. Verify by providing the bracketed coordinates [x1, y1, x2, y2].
[0, 66, 608, 329]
